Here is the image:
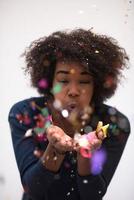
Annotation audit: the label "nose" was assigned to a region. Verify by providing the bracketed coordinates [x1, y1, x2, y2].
[67, 83, 80, 97]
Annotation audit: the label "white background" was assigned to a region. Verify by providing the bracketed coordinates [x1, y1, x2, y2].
[0, 0, 134, 199]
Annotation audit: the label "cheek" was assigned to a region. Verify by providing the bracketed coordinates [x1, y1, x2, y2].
[53, 90, 65, 103]
[81, 87, 94, 104]
[81, 98, 91, 107]
[81, 87, 94, 97]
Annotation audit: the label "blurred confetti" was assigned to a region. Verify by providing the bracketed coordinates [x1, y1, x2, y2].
[51, 83, 62, 94]
[38, 78, 48, 89]
[91, 148, 107, 175]
[61, 109, 69, 118]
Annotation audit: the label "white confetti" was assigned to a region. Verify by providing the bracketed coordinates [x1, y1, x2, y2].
[61, 109, 69, 118]
[24, 129, 32, 137]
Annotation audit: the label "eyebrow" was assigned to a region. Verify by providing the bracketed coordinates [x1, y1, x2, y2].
[56, 70, 91, 75]
[56, 70, 69, 74]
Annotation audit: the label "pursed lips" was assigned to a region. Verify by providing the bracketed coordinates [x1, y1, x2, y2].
[64, 102, 79, 113]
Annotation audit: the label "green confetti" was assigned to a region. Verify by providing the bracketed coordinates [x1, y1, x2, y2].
[41, 108, 49, 117]
[44, 121, 51, 130]
[34, 127, 45, 134]
[51, 83, 62, 94]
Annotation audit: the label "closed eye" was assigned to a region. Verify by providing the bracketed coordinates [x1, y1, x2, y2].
[79, 80, 92, 84]
[58, 80, 69, 83]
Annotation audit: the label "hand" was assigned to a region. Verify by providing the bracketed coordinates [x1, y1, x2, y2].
[74, 129, 105, 158]
[74, 131, 102, 150]
[34, 128, 105, 159]
[46, 125, 74, 153]
[87, 130, 103, 150]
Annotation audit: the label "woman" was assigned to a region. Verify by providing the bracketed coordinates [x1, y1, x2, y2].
[8, 29, 130, 200]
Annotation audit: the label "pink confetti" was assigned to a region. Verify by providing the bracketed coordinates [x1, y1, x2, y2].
[35, 133, 47, 142]
[38, 79, 48, 89]
[80, 147, 92, 158]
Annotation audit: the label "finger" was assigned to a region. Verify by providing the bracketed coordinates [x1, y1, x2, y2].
[49, 131, 63, 144]
[54, 139, 74, 152]
[51, 136, 60, 144]
[46, 126, 65, 142]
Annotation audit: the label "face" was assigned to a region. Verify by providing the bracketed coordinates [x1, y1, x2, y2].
[52, 61, 94, 114]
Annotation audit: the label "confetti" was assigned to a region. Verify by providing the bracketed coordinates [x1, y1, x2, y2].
[38, 79, 48, 89]
[96, 121, 109, 138]
[70, 68, 75, 74]
[34, 127, 45, 134]
[84, 125, 93, 134]
[118, 117, 129, 130]
[44, 120, 52, 130]
[41, 108, 49, 117]
[35, 133, 47, 142]
[34, 149, 43, 158]
[30, 101, 42, 111]
[53, 156, 58, 161]
[91, 148, 107, 175]
[16, 113, 31, 125]
[30, 101, 37, 110]
[80, 147, 92, 158]
[95, 50, 99, 54]
[83, 179, 88, 184]
[24, 129, 33, 137]
[82, 89, 86, 94]
[109, 124, 117, 134]
[96, 121, 103, 132]
[77, 135, 89, 147]
[108, 107, 117, 115]
[64, 161, 71, 168]
[53, 99, 62, 110]
[101, 124, 109, 138]
[75, 121, 109, 158]
[104, 76, 115, 88]
[16, 114, 23, 123]
[61, 109, 69, 118]
[110, 116, 117, 123]
[67, 192, 71, 196]
[51, 83, 62, 94]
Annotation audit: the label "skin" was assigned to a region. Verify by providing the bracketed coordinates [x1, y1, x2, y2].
[41, 61, 104, 175]
[53, 61, 94, 112]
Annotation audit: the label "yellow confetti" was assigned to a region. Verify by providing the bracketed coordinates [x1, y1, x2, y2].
[70, 68, 75, 74]
[96, 121, 109, 138]
[101, 124, 109, 138]
[96, 121, 103, 132]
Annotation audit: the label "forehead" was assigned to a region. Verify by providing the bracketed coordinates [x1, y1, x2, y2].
[55, 61, 88, 73]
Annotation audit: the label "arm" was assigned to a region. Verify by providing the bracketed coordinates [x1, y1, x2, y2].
[8, 102, 60, 199]
[40, 143, 65, 172]
[8, 101, 74, 199]
[40, 125, 74, 172]
[76, 120, 130, 200]
[76, 130, 106, 200]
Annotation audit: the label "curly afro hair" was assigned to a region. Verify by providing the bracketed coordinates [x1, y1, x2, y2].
[23, 28, 129, 104]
